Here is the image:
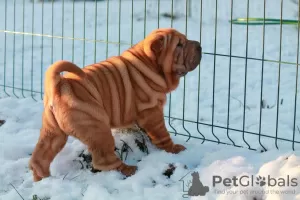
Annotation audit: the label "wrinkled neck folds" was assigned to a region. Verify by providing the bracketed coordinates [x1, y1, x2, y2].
[122, 41, 180, 93]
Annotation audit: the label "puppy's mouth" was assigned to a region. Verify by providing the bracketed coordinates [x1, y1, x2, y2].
[185, 54, 200, 72]
[177, 71, 187, 77]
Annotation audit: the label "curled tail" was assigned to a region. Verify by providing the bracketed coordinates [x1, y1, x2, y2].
[45, 60, 85, 88]
[44, 60, 85, 105]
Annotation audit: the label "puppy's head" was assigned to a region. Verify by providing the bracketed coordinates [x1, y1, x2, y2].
[143, 28, 202, 78]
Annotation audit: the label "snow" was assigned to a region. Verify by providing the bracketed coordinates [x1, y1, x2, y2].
[0, 97, 299, 199]
[0, 0, 299, 199]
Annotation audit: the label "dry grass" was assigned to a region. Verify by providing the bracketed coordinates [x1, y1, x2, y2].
[0, 120, 5, 127]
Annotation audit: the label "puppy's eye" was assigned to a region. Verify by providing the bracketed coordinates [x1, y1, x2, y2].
[177, 43, 183, 47]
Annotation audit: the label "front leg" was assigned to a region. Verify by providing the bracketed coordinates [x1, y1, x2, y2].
[137, 106, 186, 154]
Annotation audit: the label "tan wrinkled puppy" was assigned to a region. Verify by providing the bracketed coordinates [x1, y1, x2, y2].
[29, 28, 202, 182]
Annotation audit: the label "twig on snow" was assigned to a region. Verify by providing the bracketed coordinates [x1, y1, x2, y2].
[231, 96, 251, 110]
[120, 139, 133, 161]
[62, 172, 69, 180]
[78, 160, 85, 169]
[135, 135, 149, 155]
[0, 120, 5, 127]
[10, 183, 24, 200]
[70, 173, 81, 181]
[81, 185, 88, 197]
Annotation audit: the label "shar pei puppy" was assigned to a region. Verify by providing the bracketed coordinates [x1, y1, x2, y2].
[29, 28, 202, 182]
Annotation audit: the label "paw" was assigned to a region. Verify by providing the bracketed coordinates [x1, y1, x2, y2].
[170, 144, 186, 154]
[116, 163, 137, 177]
[29, 160, 50, 182]
[32, 170, 43, 182]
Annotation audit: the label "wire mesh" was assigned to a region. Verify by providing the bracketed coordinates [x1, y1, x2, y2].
[0, 0, 299, 152]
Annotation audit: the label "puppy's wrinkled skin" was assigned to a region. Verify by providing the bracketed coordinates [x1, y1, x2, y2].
[29, 28, 202, 182]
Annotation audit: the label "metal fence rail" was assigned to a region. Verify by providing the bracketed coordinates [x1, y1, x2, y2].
[0, 0, 299, 151]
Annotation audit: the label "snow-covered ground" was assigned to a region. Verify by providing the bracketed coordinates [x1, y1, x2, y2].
[0, 0, 299, 199]
[0, 98, 299, 200]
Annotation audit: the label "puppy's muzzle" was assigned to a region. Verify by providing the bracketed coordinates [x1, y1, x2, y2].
[187, 40, 202, 71]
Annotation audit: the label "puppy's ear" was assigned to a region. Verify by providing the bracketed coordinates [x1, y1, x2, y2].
[144, 34, 165, 61]
[151, 36, 164, 55]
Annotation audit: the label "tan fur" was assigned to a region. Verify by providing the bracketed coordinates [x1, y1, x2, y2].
[29, 28, 202, 182]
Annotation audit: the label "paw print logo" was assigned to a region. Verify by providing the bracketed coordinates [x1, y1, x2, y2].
[256, 176, 266, 187]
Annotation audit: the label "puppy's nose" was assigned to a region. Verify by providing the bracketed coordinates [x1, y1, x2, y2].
[195, 42, 201, 52]
[190, 40, 201, 53]
[196, 45, 201, 53]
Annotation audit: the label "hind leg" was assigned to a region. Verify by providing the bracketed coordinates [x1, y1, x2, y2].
[29, 111, 68, 182]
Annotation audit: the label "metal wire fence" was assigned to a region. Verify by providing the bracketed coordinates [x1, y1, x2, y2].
[0, 0, 299, 152]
